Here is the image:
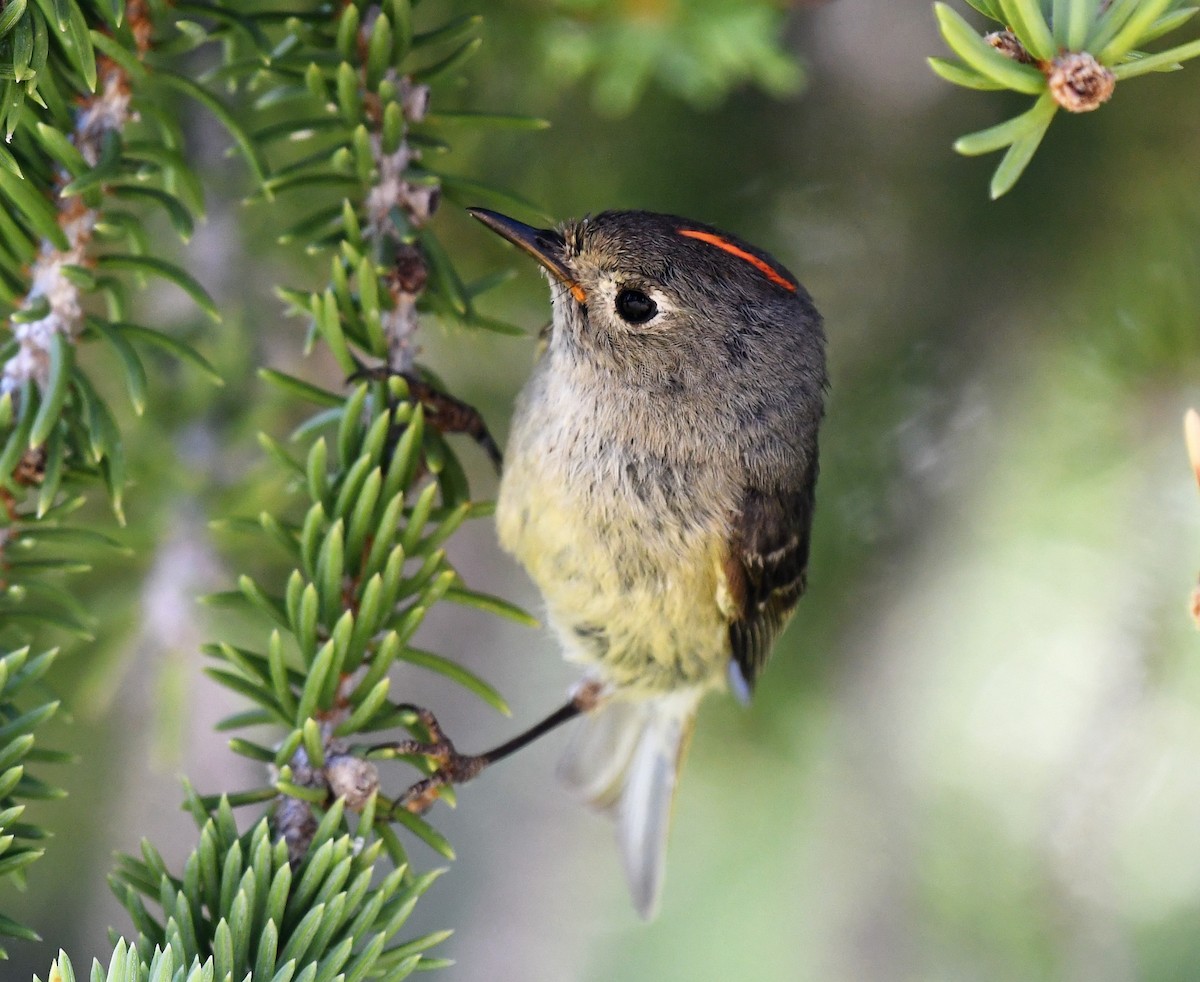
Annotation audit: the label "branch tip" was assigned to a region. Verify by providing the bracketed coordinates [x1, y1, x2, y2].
[986, 30, 1035, 65]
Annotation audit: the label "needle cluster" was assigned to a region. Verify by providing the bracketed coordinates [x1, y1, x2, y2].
[931, 0, 1200, 196]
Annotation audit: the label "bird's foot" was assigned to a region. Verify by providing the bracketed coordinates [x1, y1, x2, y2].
[376, 705, 490, 815]
[373, 686, 605, 815]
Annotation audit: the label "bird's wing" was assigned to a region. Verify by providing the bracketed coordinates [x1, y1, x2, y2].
[723, 465, 818, 697]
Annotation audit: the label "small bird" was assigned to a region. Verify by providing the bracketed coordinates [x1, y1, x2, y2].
[471, 207, 827, 918]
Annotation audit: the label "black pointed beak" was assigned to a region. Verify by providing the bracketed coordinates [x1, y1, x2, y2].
[468, 208, 587, 303]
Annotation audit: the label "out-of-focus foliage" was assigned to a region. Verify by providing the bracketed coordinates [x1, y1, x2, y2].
[530, 0, 805, 114]
[932, 0, 1200, 195]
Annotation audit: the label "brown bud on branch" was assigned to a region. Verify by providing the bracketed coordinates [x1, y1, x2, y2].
[986, 30, 1035, 64]
[1046, 52, 1116, 112]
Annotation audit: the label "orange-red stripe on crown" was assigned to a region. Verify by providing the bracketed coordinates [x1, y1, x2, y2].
[677, 229, 796, 293]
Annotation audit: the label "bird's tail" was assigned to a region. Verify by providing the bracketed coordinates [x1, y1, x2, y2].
[557, 688, 701, 919]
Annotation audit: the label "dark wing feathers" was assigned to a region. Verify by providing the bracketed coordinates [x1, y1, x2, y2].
[725, 467, 818, 693]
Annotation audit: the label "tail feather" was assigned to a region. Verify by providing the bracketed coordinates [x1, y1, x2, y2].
[557, 697, 645, 808]
[558, 690, 700, 919]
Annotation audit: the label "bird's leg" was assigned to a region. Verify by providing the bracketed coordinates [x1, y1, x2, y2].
[350, 364, 503, 473]
[378, 681, 605, 815]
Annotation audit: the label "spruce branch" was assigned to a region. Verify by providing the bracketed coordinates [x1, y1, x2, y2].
[931, 0, 1200, 196]
[0, 0, 234, 524]
[0, 0, 230, 951]
[0, 0, 537, 968]
[206, 3, 532, 794]
[102, 791, 448, 981]
[2, 1, 152, 402]
[107, 0, 545, 972]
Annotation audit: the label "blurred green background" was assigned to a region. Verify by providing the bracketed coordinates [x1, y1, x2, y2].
[9, 0, 1200, 978]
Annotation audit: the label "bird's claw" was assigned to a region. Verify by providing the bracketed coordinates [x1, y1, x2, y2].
[385, 706, 489, 815]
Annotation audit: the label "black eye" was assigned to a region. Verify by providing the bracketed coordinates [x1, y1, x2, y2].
[615, 288, 657, 324]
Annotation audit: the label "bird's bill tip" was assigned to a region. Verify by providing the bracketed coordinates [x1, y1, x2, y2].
[467, 206, 586, 303]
